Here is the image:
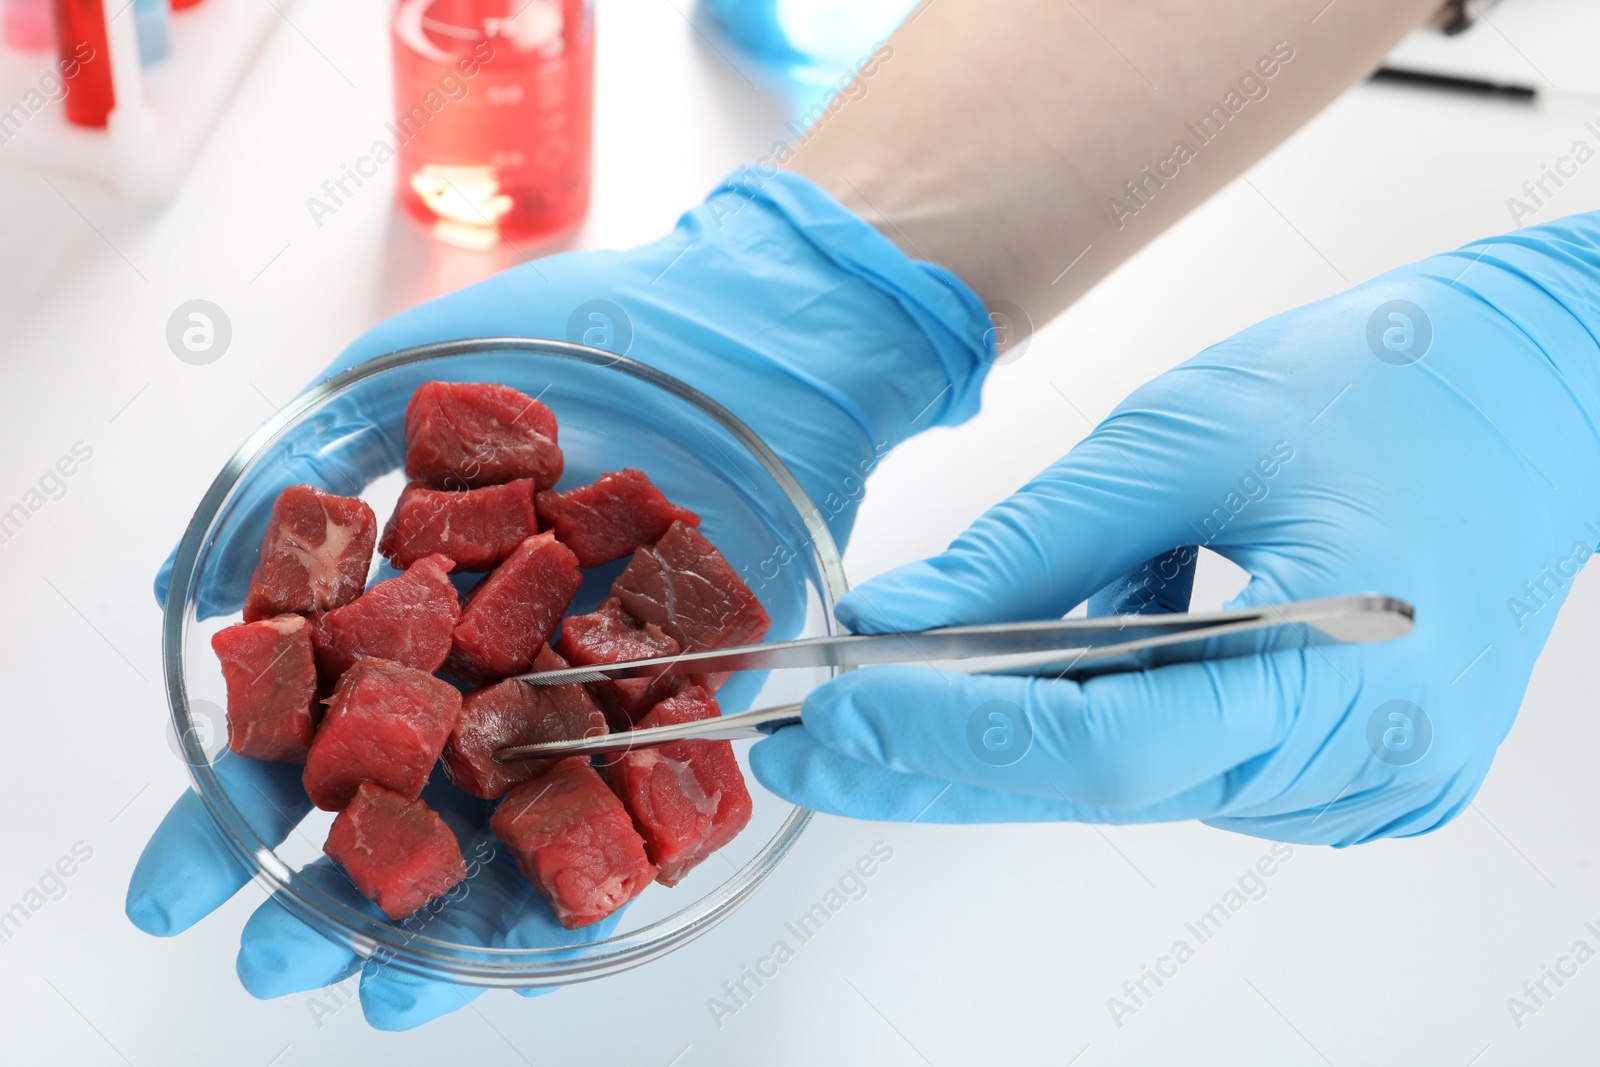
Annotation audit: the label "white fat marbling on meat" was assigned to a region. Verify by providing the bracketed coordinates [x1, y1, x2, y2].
[282, 499, 361, 611]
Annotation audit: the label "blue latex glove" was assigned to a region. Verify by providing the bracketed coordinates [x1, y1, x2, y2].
[754, 212, 1600, 845]
[126, 169, 994, 1030]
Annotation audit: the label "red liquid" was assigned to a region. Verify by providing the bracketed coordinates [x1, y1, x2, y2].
[391, 0, 594, 246]
[4, 0, 54, 51]
[51, 0, 113, 128]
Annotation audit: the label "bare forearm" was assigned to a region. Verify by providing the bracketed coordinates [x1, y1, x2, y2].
[786, 0, 1438, 322]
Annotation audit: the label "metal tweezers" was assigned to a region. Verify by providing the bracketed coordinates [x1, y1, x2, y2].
[494, 594, 1413, 762]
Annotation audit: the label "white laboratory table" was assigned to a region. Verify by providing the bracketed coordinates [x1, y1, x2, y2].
[1, 0, 1599, 1063]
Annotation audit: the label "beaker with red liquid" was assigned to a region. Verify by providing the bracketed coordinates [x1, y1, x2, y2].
[391, 0, 594, 247]
[4, 0, 53, 51]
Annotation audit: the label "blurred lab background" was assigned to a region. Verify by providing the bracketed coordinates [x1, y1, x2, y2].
[3, 0, 1600, 1064]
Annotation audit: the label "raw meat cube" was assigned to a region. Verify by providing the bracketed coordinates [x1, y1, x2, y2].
[302, 657, 462, 811]
[243, 485, 376, 622]
[555, 596, 681, 667]
[556, 597, 685, 728]
[378, 480, 539, 572]
[535, 469, 700, 568]
[323, 782, 467, 921]
[590, 676, 688, 729]
[405, 381, 563, 490]
[603, 686, 753, 886]
[491, 758, 657, 929]
[610, 521, 770, 688]
[312, 554, 461, 679]
[442, 646, 608, 799]
[448, 532, 581, 681]
[210, 614, 318, 763]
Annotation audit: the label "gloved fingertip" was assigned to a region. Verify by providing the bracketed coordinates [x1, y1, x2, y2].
[128, 771, 311, 942]
[236, 927, 358, 1001]
[799, 667, 865, 713]
[751, 728, 957, 821]
[125, 790, 245, 938]
[801, 668, 919, 765]
[236, 941, 294, 1000]
[513, 985, 558, 999]
[154, 548, 175, 608]
[748, 728, 816, 804]
[360, 970, 485, 1031]
[236, 863, 375, 999]
[751, 725, 899, 810]
[124, 889, 177, 937]
[835, 561, 953, 634]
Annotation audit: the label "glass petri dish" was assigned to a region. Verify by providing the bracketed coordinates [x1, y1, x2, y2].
[163, 337, 845, 987]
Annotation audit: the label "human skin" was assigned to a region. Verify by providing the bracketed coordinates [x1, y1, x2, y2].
[787, 0, 1442, 322]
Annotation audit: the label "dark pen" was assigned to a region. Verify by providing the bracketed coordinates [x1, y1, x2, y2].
[1368, 65, 1538, 102]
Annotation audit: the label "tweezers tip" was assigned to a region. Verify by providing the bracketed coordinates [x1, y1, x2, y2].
[516, 669, 612, 685]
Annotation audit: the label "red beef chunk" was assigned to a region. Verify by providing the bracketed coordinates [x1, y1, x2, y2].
[602, 686, 753, 886]
[610, 521, 770, 690]
[590, 676, 689, 729]
[378, 479, 540, 572]
[323, 782, 467, 920]
[210, 614, 318, 763]
[405, 381, 563, 490]
[311, 554, 460, 679]
[448, 532, 581, 682]
[534, 468, 700, 568]
[302, 657, 462, 811]
[555, 596, 680, 666]
[491, 758, 657, 929]
[243, 485, 376, 622]
[555, 596, 686, 728]
[442, 646, 608, 800]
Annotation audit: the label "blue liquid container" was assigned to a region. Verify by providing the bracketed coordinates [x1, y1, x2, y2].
[134, 0, 170, 66]
[697, 0, 916, 96]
